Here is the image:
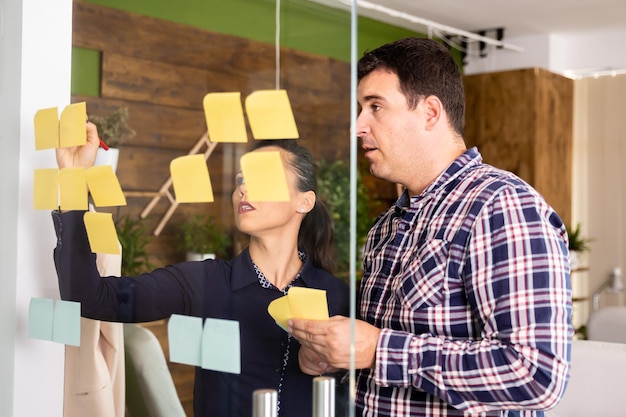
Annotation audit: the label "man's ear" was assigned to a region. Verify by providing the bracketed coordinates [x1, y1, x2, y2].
[422, 95, 443, 131]
[298, 190, 316, 214]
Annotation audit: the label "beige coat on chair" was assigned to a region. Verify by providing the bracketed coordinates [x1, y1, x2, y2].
[63, 245, 125, 417]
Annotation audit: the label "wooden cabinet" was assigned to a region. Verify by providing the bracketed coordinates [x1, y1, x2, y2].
[463, 68, 574, 226]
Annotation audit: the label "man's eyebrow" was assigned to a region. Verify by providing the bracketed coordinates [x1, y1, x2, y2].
[360, 94, 385, 103]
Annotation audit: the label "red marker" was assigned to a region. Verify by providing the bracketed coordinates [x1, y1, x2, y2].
[87, 118, 109, 151]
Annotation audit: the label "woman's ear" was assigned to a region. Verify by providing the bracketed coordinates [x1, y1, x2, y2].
[298, 190, 316, 214]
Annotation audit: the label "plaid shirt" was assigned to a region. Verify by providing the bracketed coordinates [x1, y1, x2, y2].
[357, 148, 572, 417]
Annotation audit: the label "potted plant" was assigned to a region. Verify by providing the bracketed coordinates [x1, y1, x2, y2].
[115, 214, 154, 276]
[179, 214, 231, 261]
[89, 107, 136, 173]
[566, 223, 592, 270]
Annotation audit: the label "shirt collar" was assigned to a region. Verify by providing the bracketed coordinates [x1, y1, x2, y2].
[394, 147, 482, 213]
[230, 247, 316, 291]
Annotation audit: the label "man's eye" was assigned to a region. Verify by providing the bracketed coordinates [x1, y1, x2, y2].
[372, 104, 381, 112]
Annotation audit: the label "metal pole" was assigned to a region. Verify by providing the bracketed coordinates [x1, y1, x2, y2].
[253, 389, 277, 417]
[313, 376, 335, 417]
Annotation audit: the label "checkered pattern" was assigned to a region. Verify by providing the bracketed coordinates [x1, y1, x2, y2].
[357, 148, 572, 417]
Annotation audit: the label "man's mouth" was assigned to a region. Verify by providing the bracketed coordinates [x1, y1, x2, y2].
[362, 145, 378, 158]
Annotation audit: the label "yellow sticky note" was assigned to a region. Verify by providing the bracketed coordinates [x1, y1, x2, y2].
[267, 287, 329, 331]
[203, 92, 248, 143]
[33, 168, 59, 210]
[267, 296, 292, 331]
[245, 90, 299, 140]
[59, 102, 87, 148]
[86, 165, 127, 207]
[83, 212, 121, 255]
[288, 287, 329, 321]
[239, 151, 289, 202]
[170, 154, 214, 203]
[59, 167, 88, 210]
[34, 107, 60, 150]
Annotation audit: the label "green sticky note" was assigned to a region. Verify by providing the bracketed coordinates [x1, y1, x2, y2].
[53, 300, 81, 346]
[28, 298, 54, 341]
[168, 314, 203, 367]
[202, 318, 240, 374]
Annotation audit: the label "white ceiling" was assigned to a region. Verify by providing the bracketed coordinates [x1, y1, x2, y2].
[312, 0, 626, 42]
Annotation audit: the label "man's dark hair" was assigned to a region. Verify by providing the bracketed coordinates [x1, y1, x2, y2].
[358, 37, 465, 137]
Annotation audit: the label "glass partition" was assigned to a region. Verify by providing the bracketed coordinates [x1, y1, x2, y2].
[61, 1, 424, 416]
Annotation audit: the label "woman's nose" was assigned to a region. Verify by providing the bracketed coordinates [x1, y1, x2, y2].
[237, 182, 247, 197]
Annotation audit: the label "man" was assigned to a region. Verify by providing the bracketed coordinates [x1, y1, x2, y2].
[288, 37, 571, 416]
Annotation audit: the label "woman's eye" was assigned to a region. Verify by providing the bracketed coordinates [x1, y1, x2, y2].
[235, 176, 245, 186]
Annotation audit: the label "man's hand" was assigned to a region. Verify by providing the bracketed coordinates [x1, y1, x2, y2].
[56, 121, 100, 169]
[288, 316, 381, 373]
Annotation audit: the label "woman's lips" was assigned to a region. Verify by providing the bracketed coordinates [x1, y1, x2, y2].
[238, 201, 255, 213]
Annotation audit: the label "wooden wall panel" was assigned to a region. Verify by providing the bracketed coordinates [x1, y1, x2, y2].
[101, 53, 253, 108]
[464, 68, 573, 226]
[75, 95, 207, 150]
[464, 69, 536, 181]
[534, 70, 574, 227]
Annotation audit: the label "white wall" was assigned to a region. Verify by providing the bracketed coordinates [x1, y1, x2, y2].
[574, 75, 626, 311]
[0, 0, 21, 413]
[465, 29, 626, 77]
[0, 0, 72, 416]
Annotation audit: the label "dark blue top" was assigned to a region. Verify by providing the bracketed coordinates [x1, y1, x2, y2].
[52, 210, 350, 417]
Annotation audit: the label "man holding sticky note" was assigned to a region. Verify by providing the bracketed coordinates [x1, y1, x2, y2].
[51, 121, 349, 417]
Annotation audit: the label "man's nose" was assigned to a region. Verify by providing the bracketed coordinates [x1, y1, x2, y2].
[355, 112, 370, 138]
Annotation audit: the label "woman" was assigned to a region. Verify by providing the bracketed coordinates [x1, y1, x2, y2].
[53, 122, 349, 417]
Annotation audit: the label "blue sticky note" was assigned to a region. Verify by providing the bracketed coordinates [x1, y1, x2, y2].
[202, 318, 240, 374]
[53, 300, 81, 346]
[168, 314, 203, 367]
[28, 298, 54, 341]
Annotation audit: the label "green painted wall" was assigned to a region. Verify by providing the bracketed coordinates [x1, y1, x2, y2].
[71, 47, 101, 97]
[82, 0, 422, 60]
[71, 0, 426, 96]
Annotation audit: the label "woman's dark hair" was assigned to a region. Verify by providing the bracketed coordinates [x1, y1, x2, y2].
[253, 140, 335, 273]
[358, 37, 465, 137]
